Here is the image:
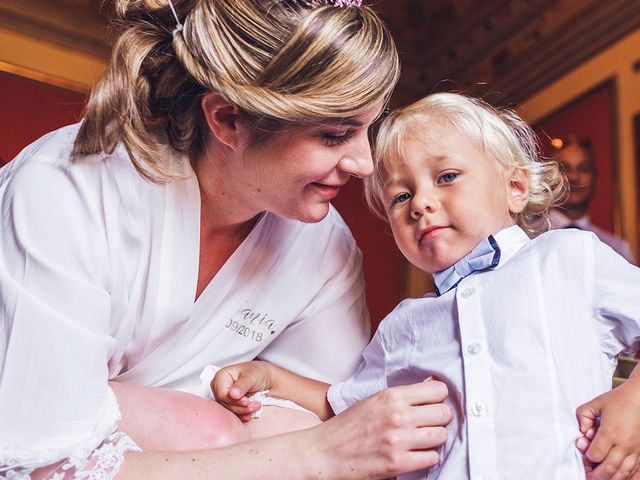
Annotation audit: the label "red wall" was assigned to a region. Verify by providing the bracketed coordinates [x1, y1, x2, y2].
[0, 72, 86, 165]
[332, 181, 404, 331]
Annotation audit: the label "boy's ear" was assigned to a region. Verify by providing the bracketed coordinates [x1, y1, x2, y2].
[507, 167, 529, 214]
[201, 92, 244, 150]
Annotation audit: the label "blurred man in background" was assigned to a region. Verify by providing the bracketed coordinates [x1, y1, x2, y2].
[549, 136, 635, 264]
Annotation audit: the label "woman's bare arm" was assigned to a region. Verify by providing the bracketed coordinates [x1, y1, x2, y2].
[118, 381, 451, 479]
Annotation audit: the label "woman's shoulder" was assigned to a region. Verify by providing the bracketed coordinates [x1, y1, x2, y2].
[2, 123, 158, 200]
[12, 123, 82, 164]
[0, 124, 164, 241]
[1, 124, 81, 201]
[3, 123, 128, 182]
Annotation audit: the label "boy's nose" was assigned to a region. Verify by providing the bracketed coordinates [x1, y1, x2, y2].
[410, 193, 438, 219]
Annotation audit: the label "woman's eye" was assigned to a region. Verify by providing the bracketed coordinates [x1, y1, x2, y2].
[439, 172, 458, 183]
[322, 130, 355, 146]
[392, 192, 412, 205]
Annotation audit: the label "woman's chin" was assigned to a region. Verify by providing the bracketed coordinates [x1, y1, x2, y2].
[294, 203, 331, 224]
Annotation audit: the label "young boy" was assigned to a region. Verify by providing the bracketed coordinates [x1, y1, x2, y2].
[212, 93, 640, 479]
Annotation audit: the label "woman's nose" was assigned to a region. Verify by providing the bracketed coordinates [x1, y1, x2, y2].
[338, 136, 374, 178]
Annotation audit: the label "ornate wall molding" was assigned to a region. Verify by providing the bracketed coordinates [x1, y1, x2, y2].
[1, 0, 639, 108]
[387, 0, 640, 106]
[0, 0, 110, 58]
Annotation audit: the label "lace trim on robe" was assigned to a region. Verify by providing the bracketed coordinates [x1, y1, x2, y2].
[1, 432, 141, 480]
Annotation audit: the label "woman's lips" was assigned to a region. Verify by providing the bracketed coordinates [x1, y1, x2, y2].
[312, 182, 342, 199]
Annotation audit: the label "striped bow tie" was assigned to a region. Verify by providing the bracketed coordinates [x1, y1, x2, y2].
[433, 236, 501, 296]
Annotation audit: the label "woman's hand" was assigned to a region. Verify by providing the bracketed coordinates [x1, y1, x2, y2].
[576, 374, 640, 480]
[314, 379, 452, 478]
[211, 361, 272, 421]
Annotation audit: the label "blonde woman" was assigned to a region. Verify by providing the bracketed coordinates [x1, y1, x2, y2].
[0, 0, 451, 478]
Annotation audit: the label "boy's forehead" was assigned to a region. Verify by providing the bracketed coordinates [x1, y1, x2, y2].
[405, 117, 446, 138]
[388, 118, 457, 161]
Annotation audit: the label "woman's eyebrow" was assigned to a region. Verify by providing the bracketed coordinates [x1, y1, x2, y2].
[322, 118, 364, 128]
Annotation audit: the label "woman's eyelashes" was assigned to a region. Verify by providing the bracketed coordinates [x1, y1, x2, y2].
[322, 129, 356, 146]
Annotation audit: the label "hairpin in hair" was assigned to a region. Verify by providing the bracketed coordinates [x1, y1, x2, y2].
[331, 0, 362, 6]
[167, 0, 183, 34]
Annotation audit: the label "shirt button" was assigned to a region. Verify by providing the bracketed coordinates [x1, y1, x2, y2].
[467, 343, 482, 355]
[470, 402, 487, 417]
[460, 287, 476, 299]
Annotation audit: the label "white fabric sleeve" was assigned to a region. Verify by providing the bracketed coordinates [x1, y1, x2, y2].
[257, 219, 370, 384]
[587, 233, 640, 356]
[0, 160, 128, 474]
[327, 324, 388, 414]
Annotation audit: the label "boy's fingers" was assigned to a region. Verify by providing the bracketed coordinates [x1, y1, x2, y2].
[576, 400, 600, 434]
[613, 455, 640, 480]
[583, 454, 594, 473]
[577, 436, 591, 453]
[227, 395, 250, 407]
[227, 401, 261, 416]
[628, 459, 640, 480]
[210, 368, 237, 399]
[229, 374, 259, 399]
[588, 443, 621, 479]
[587, 436, 613, 465]
[576, 406, 598, 434]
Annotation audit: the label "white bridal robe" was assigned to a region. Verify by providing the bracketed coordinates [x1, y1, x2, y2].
[0, 124, 370, 477]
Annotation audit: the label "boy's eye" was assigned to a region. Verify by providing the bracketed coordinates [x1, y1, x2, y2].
[439, 172, 458, 183]
[322, 130, 355, 146]
[392, 192, 412, 205]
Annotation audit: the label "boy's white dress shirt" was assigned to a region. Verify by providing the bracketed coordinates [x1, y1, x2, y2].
[329, 225, 640, 480]
[0, 124, 370, 475]
[549, 209, 635, 264]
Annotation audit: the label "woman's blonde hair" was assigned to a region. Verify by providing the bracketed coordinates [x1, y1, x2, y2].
[74, 0, 400, 181]
[365, 92, 566, 237]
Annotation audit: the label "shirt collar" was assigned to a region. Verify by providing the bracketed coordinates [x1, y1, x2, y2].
[432, 224, 530, 295]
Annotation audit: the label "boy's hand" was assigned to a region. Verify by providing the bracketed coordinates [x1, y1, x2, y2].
[211, 361, 272, 422]
[576, 376, 640, 480]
